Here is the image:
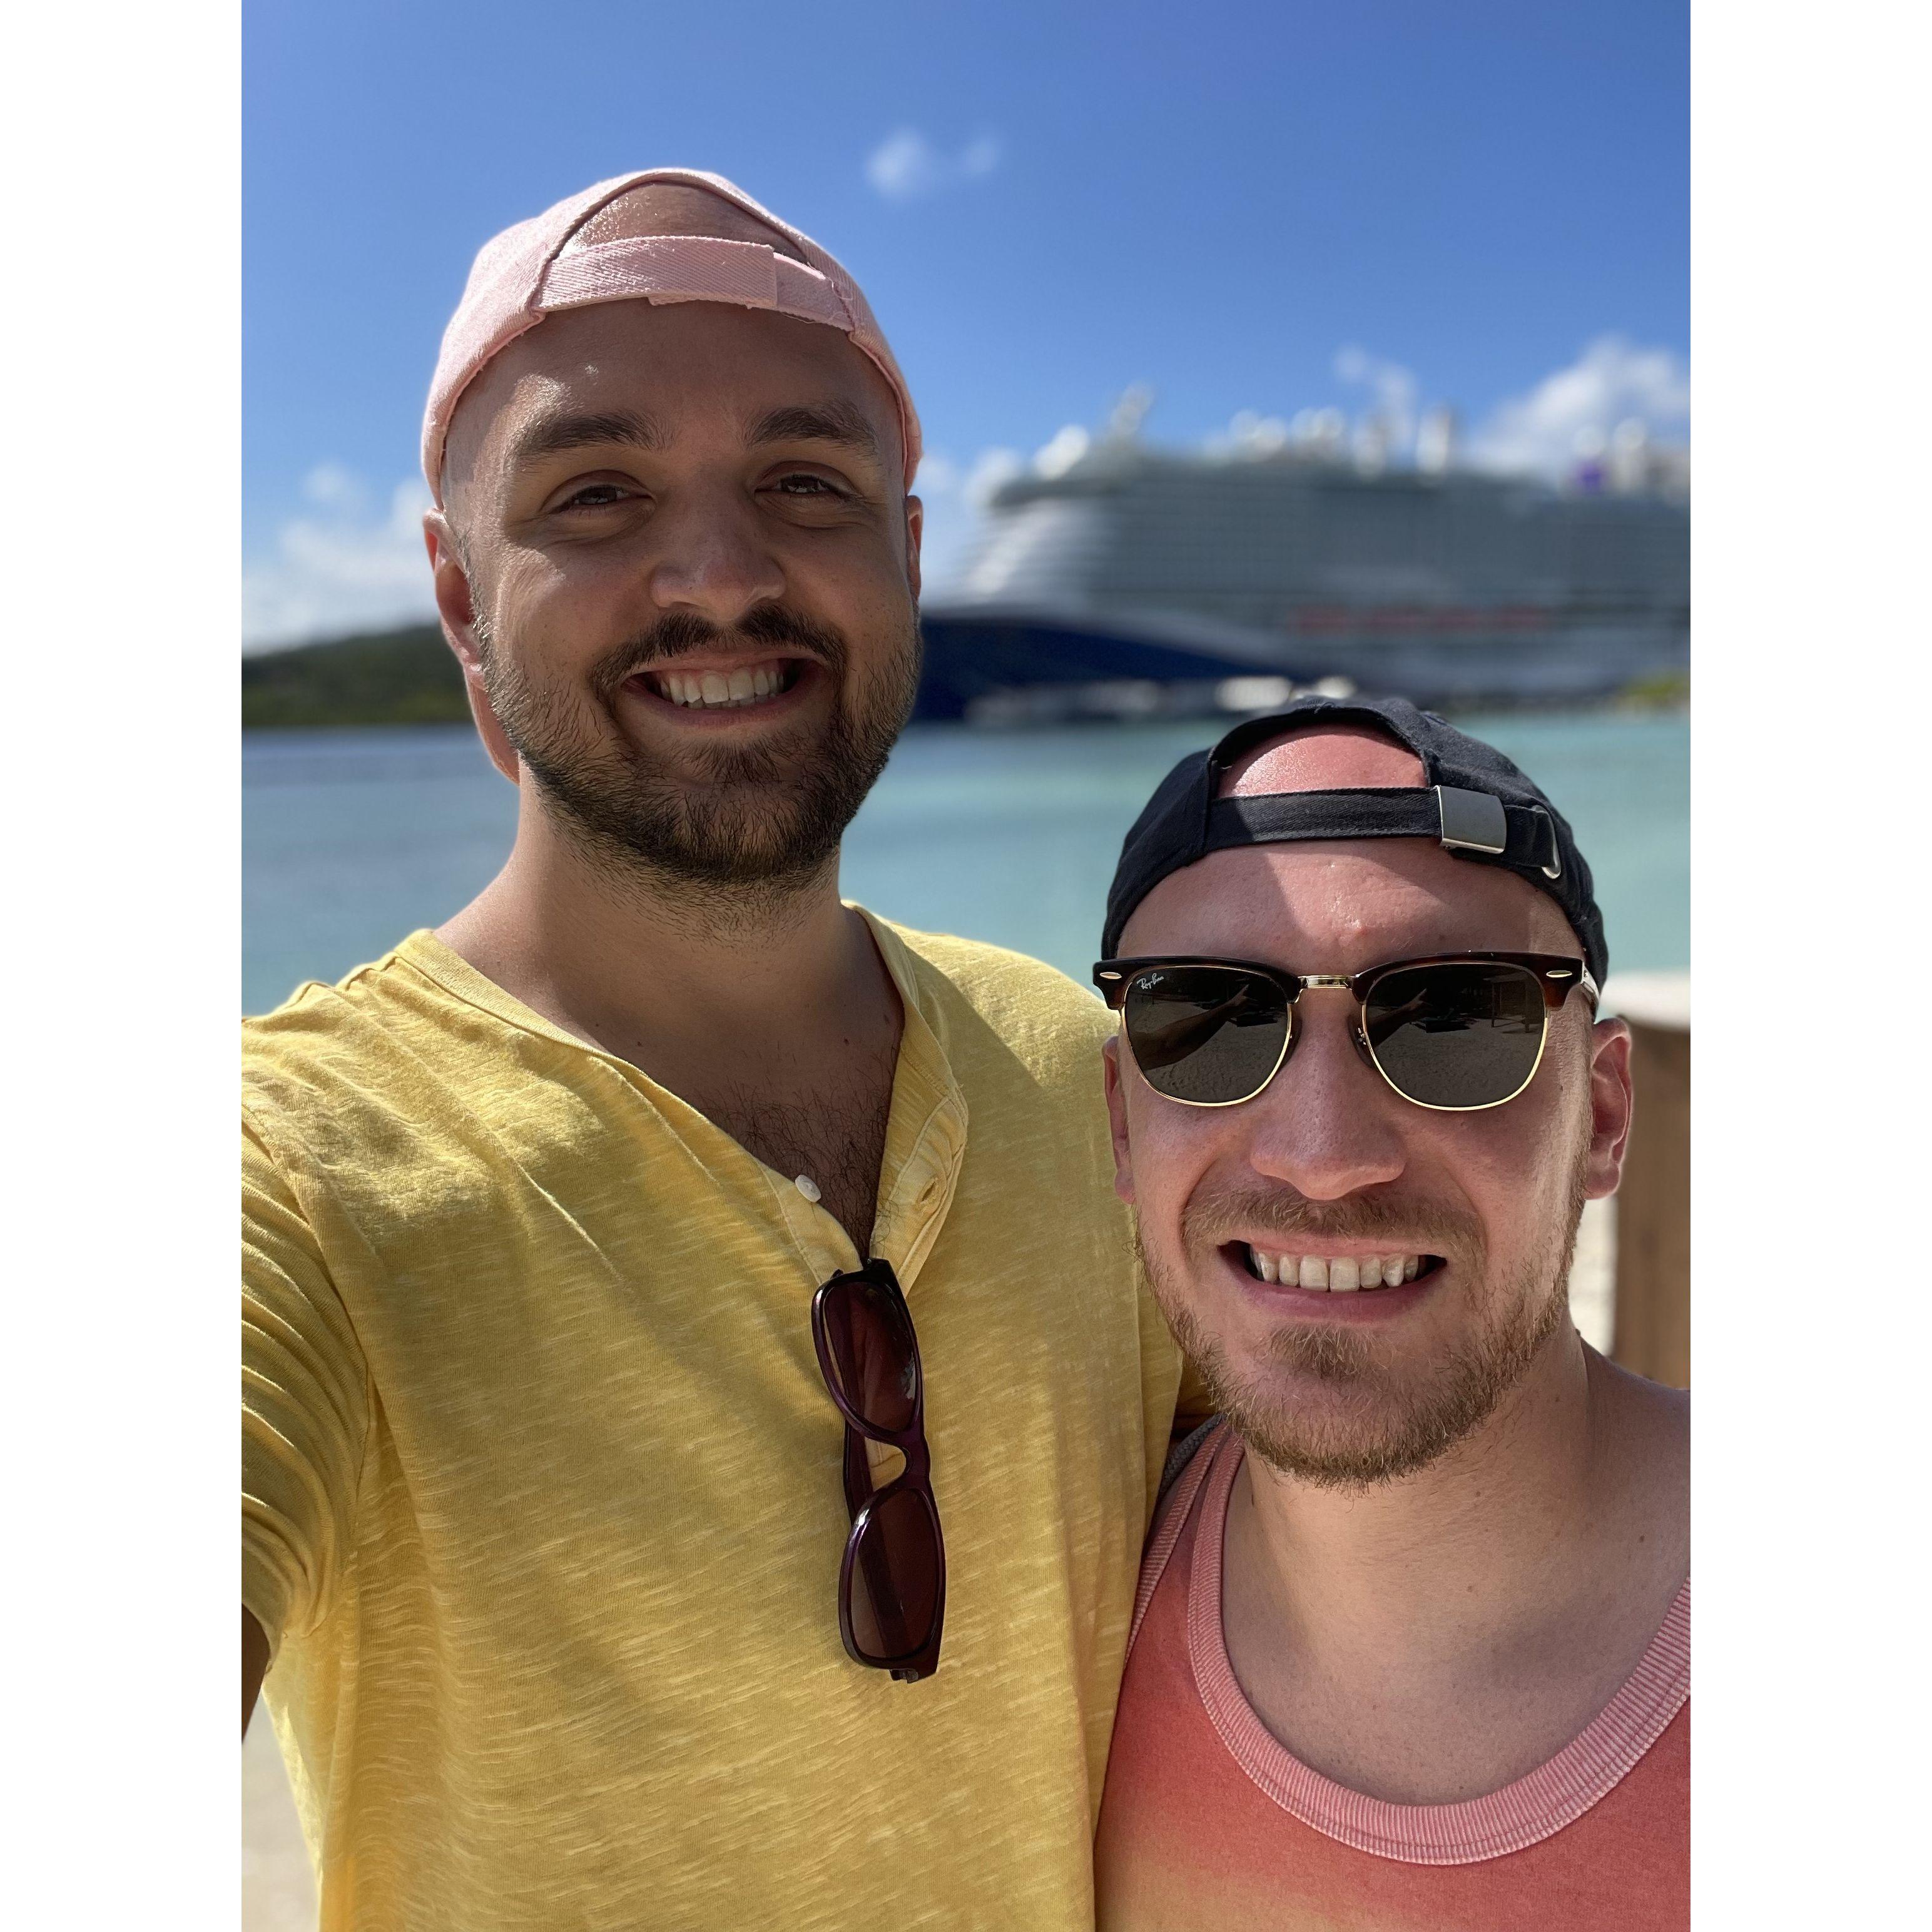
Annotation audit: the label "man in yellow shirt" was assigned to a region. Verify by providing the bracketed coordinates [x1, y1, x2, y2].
[243, 168, 1192, 1929]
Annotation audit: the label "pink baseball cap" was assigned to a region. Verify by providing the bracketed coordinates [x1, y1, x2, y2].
[422, 166, 922, 503]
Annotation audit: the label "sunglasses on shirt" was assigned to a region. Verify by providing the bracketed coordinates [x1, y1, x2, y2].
[811, 1258, 945, 1682]
[1093, 952, 1599, 1112]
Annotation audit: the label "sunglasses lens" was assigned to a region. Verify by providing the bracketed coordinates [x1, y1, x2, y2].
[818, 1276, 919, 1433]
[848, 1486, 943, 1665]
[1364, 963, 1547, 1108]
[1123, 967, 1291, 1105]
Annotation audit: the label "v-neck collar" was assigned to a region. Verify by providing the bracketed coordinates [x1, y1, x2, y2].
[392, 907, 970, 1293]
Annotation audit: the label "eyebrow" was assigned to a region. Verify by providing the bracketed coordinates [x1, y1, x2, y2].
[504, 398, 886, 478]
[507, 407, 668, 472]
[745, 402, 883, 463]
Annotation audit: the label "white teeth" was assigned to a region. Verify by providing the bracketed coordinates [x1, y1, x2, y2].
[651, 663, 790, 709]
[1246, 1249, 1428, 1291]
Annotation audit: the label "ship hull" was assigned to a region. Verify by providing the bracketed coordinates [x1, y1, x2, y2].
[915, 603, 1686, 721]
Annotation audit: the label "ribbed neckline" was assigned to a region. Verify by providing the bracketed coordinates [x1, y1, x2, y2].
[1186, 1430, 1690, 1866]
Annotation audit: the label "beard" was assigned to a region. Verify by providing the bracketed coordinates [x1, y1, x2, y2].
[477, 600, 922, 906]
[1139, 1151, 1590, 1491]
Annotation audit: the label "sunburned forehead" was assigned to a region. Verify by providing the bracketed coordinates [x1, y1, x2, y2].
[1219, 721, 1426, 798]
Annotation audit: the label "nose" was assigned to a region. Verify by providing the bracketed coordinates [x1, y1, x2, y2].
[1240, 994, 1408, 1201]
[645, 486, 786, 628]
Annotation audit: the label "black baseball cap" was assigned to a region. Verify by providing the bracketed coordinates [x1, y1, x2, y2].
[1101, 694, 1608, 985]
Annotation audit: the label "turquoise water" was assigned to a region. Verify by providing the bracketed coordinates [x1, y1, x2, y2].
[243, 712, 1688, 1017]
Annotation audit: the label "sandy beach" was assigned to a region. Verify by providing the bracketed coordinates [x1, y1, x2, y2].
[243, 1716, 315, 1929]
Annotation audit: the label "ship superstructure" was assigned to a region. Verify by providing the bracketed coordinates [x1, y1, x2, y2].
[916, 415, 1688, 719]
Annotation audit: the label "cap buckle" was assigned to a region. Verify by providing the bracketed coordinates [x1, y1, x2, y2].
[1435, 786, 1507, 857]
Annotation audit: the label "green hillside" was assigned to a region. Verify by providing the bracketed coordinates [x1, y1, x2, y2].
[242, 623, 469, 729]
[242, 616, 1684, 731]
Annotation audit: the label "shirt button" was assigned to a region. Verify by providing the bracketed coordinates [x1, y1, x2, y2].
[794, 1174, 821, 1203]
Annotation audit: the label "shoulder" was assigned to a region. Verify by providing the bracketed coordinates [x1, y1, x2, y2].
[243, 936, 467, 1158]
[1592, 1350, 1689, 1458]
[247, 941, 414, 1069]
[1589, 1348, 1690, 1581]
[873, 917, 1116, 1067]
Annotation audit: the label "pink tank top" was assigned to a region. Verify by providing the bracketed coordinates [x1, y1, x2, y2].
[1096, 1424, 1689, 1931]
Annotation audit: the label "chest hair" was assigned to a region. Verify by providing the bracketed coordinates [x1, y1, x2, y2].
[703, 1045, 898, 1256]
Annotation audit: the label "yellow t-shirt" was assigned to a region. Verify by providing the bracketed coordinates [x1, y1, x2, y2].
[243, 913, 1190, 1931]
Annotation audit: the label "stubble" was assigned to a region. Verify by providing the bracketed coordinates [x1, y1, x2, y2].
[479, 602, 922, 922]
[1141, 1152, 1590, 1491]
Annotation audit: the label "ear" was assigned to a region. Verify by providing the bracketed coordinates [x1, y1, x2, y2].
[1582, 1015, 1635, 1200]
[424, 509, 521, 785]
[903, 493, 923, 602]
[1101, 1034, 1137, 1206]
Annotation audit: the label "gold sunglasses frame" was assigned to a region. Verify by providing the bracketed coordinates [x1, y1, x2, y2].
[1092, 952, 1600, 1114]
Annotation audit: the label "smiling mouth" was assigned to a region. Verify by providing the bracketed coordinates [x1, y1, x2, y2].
[1234, 1244, 1446, 1293]
[634, 658, 806, 711]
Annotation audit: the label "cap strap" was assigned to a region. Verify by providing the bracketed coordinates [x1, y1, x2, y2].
[537, 234, 850, 328]
[1205, 789, 1560, 878]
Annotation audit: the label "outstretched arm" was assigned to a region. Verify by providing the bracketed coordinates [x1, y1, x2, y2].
[243, 1107, 370, 1745]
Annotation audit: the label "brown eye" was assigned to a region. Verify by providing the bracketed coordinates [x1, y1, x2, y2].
[559, 482, 637, 510]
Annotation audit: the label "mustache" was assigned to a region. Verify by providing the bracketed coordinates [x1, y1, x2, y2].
[1181, 1181, 1485, 1260]
[592, 604, 851, 695]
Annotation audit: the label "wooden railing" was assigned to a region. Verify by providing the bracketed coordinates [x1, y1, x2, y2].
[1602, 974, 1690, 1389]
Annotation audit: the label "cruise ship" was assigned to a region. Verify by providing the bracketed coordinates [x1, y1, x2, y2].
[916, 404, 1688, 721]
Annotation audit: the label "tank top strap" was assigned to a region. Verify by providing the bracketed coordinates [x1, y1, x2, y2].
[1129, 1418, 1234, 1657]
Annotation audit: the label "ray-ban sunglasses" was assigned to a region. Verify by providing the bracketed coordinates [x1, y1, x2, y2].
[1094, 952, 1599, 1112]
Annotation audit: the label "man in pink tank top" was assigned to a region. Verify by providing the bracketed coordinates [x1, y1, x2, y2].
[1089, 696, 1688, 1930]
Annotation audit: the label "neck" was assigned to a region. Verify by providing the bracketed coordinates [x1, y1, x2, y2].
[1237, 1326, 1610, 1662]
[437, 779, 878, 1052]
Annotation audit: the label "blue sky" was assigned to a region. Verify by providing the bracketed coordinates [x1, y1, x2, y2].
[244, 0, 1687, 645]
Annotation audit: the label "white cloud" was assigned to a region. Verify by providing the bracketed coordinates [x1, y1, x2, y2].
[911, 452, 959, 494]
[1469, 335, 1689, 477]
[243, 466, 437, 650]
[865, 128, 1002, 203]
